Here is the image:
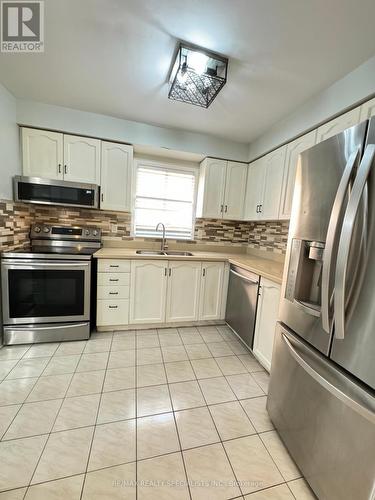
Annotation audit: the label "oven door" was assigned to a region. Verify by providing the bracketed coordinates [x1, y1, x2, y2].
[1, 259, 91, 325]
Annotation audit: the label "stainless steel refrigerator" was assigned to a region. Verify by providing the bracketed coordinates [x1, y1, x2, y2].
[267, 118, 375, 500]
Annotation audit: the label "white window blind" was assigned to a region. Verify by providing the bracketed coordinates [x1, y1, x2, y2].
[134, 163, 196, 239]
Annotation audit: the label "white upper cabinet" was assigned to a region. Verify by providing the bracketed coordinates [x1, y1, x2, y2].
[316, 107, 361, 143]
[22, 128, 63, 180]
[101, 142, 133, 211]
[166, 261, 201, 322]
[63, 134, 101, 184]
[360, 97, 375, 121]
[199, 261, 225, 320]
[223, 162, 247, 220]
[243, 157, 265, 221]
[279, 130, 317, 220]
[261, 146, 286, 221]
[196, 158, 247, 220]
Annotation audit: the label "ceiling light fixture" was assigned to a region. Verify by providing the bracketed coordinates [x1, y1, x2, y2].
[169, 42, 228, 108]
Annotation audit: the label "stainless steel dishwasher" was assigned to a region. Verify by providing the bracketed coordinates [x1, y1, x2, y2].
[225, 264, 260, 348]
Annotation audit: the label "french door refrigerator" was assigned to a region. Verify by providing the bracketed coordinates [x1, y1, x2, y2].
[267, 118, 375, 500]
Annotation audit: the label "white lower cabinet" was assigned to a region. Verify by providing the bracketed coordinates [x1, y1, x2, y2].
[129, 260, 168, 324]
[199, 262, 225, 320]
[253, 277, 281, 372]
[166, 261, 201, 322]
[97, 299, 129, 326]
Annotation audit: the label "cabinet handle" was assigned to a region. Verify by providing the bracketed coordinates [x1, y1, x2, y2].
[58, 164, 62, 174]
[259, 204, 263, 213]
[224, 205, 228, 213]
[64, 165, 68, 174]
[164, 268, 167, 276]
[109, 278, 119, 282]
[169, 268, 171, 276]
[109, 292, 118, 295]
[220, 204, 223, 213]
[256, 205, 259, 213]
[203, 268, 206, 277]
[109, 305, 118, 309]
[101, 193, 104, 202]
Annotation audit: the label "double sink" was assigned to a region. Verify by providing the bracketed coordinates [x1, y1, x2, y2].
[136, 250, 193, 256]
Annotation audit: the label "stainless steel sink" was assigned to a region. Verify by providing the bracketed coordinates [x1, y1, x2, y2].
[135, 250, 166, 256]
[135, 250, 194, 256]
[165, 251, 193, 256]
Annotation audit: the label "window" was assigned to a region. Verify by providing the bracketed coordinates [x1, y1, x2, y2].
[134, 160, 197, 239]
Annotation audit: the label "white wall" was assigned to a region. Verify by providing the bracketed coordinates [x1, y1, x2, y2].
[0, 84, 20, 199]
[16, 99, 249, 162]
[248, 55, 375, 161]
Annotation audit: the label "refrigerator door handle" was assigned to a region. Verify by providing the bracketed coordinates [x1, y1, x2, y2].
[281, 333, 375, 424]
[334, 144, 375, 340]
[321, 148, 360, 333]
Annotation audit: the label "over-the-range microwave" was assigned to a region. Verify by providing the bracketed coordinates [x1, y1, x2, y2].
[13, 176, 99, 209]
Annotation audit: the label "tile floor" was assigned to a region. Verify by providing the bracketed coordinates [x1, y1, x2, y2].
[0, 324, 316, 499]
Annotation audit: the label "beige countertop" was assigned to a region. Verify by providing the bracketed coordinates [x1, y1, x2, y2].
[94, 247, 285, 284]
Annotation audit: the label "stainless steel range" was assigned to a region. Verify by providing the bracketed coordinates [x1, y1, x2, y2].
[1, 223, 101, 345]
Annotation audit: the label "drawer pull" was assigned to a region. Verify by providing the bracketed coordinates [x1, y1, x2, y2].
[109, 265, 119, 268]
[109, 292, 119, 295]
[108, 305, 118, 309]
[109, 279, 119, 282]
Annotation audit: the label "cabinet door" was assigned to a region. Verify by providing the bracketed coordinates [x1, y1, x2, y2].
[223, 162, 247, 220]
[260, 146, 286, 221]
[199, 262, 225, 320]
[316, 107, 361, 143]
[63, 134, 101, 184]
[253, 278, 281, 371]
[22, 128, 63, 180]
[166, 261, 201, 322]
[129, 260, 167, 324]
[197, 158, 227, 218]
[279, 130, 317, 220]
[101, 142, 133, 211]
[243, 158, 265, 221]
[359, 97, 375, 121]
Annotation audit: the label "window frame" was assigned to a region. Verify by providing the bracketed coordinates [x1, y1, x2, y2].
[132, 157, 199, 240]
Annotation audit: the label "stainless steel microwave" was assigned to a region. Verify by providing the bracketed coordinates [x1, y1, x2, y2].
[13, 176, 99, 209]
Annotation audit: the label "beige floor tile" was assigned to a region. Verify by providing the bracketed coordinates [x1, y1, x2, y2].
[157, 327, 179, 335]
[137, 385, 172, 417]
[183, 443, 241, 500]
[241, 397, 274, 433]
[158, 333, 182, 346]
[207, 342, 234, 357]
[88, 419, 135, 471]
[4, 399, 61, 440]
[224, 435, 284, 495]
[97, 388, 135, 424]
[0, 487, 27, 499]
[169, 381, 205, 411]
[0, 435, 47, 491]
[25, 475, 84, 499]
[244, 483, 294, 499]
[54, 341, 86, 356]
[0, 378, 37, 405]
[226, 373, 264, 399]
[6, 358, 50, 379]
[24, 344, 59, 358]
[0, 346, 30, 361]
[226, 341, 249, 355]
[0, 360, 18, 380]
[0, 405, 20, 438]
[84, 339, 111, 354]
[165, 361, 196, 383]
[215, 356, 248, 375]
[42, 355, 80, 376]
[191, 358, 221, 379]
[111, 337, 136, 351]
[238, 354, 264, 372]
[178, 326, 199, 335]
[184, 343, 212, 360]
[76, 352, 109, 373]
[137, 335, 160, 348]
[252, 372, 270, 394]
[175, 407, 219, 449]
[179, 332, 204, 345]
[137, 452, 189, 500]
[32, 427, 93, 484]
[136, 347, 163, 366]
[136, 329, 158, 335]
[53, 394, 100, 431]
[209, 401, 256, 441]
[103, 367, 136, 392]
[137, 412, 180, 459]
[198, 377, 236, 405]
[260, 431, 301, 481]
[137, 363, 166, 387]
[108, 349, 135, 369]
[216, 326, 237, 341]
[161, 346, 188, 362]
[82, 462, 136, 500]
[26, 374, 72, 402]
[90, 331, 113, 340]
[200, 332, 225, 344]
[66, 370, 104, 398]
[287, 478, 316, 499]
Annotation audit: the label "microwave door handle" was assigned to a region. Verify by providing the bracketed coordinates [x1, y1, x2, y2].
[334, 144, 375, 340]
[321, 148, 360, 333]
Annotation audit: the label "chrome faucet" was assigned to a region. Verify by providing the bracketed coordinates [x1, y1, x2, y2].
[155, 222, 167, 252]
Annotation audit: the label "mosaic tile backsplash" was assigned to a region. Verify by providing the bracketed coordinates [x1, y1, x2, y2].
[0, 200, 289, 254]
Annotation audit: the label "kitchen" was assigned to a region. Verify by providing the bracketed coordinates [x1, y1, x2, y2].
[0, 1, 374, 499]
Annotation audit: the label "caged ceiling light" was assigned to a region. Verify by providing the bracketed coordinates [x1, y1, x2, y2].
[168, 42, 228, 108]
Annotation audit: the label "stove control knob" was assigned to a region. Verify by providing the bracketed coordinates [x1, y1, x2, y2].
[85, 229, 91, 236]
[92, 229, 98, 236]
[34, 225, 41, 233]
[43, 226, 50, 233]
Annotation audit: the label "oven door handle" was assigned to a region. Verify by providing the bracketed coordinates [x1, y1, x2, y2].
[2, 261, 90, 268]
[8, 322, 90, 331]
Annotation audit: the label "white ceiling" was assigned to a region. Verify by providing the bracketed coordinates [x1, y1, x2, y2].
[1, 0, 375, 143]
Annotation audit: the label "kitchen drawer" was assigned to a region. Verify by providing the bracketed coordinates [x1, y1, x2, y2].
[97, 285, 129, 300]
[97, 299, 129, 326]
[98, 259, 131, 273]
[97, 272, 130, 287]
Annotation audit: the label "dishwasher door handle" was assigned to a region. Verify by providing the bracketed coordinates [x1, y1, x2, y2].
[230, 268, 259, 285]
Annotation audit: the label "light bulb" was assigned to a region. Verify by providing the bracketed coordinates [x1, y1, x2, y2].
[188, 51, 208, 75]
